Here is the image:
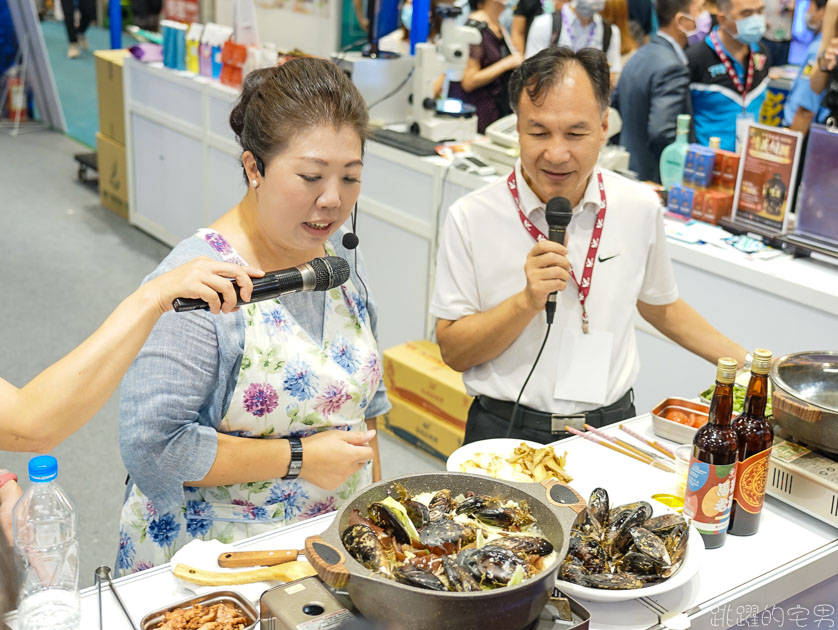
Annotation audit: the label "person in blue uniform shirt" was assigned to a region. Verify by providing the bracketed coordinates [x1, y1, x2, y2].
[687, 0, 770, 150]
[783, 0, 831, 132]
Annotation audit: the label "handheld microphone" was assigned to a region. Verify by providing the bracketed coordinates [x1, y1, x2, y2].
[172, 256, 351, 312]
[544, 197, 573, 325]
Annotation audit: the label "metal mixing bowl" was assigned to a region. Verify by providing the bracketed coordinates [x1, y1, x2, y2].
[770, 351, 838, 454]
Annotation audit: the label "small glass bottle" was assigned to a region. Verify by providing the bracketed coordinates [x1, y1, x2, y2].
[683, 357, 739, 550]
[659, 114, 691, 190]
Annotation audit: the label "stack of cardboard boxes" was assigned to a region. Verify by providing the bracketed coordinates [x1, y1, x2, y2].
[94, 50, 130, 219]
[381, 341, 471, 462]
[667, 144, 740, 225]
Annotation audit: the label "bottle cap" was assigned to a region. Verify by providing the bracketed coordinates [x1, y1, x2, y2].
[752, 348, 773, 375]
[677, 115, 691, 133]
[28, 455, 58, 483]
[716, 357, 738, 384]
[709, 137, 721, 148]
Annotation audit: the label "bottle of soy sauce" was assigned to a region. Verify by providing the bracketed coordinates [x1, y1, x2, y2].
[683, 357, 739, 549]
[728, 349, 774, 536]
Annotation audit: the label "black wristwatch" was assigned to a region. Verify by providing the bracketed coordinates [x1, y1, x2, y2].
[283, 437, 303, 479]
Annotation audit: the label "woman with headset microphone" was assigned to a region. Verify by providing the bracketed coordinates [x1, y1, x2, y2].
[113, 58, 390, 574]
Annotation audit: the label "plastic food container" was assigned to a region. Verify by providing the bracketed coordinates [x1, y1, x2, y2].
[651, 398, 710, 444]
[140, 590, 258, 630]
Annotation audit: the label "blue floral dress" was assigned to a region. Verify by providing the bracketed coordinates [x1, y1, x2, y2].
[116, 230, 382, 574]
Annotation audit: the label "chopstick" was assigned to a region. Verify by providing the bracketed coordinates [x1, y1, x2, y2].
[619, 424, 676, 460]
[583, 424, 659, 463]
[564, 425, 654, 465]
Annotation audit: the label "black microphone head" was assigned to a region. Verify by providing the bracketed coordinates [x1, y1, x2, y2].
[545, 197, 573, 228]
[342, 231, 360, 250]
[310, 256, 351, 291]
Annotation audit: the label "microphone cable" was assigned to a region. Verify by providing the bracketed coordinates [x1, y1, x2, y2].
[504, 321, 553, 438]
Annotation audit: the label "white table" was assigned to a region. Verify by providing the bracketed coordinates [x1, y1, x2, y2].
[6, 415, 835, 630]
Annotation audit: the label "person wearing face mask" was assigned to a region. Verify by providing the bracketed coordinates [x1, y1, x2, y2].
[525, 0, 623, 80]
[687, 0, 770, 150]
[114, 60, 390, 574]
[511, 0, 565, 52]
[448, 0, 524, 133]
[783, 0, 831, 132]
[612, 0, 710, 182]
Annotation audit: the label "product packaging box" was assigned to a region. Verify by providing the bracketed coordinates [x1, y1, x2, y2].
[666, 185, 682, 215]
[382, 392, 465, 462]
[720, 151, 741, 192]
[691, 189, 707, 221]
[94, 49, 130, 145]
[382, 340, 472, 430]
[96, 132, 128, 219]
[678, 185, 695, 218]
[692, 148, 716, 188]
[682, 146, 698, 186]
[702, 190, 734, 224]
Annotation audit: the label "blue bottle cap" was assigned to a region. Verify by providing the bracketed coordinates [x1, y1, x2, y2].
[28, 455, 58, 482]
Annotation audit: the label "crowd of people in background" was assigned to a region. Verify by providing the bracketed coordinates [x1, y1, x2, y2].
[380, 0, 838, 177]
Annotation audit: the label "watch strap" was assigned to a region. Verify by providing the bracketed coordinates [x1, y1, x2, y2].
[0, 471, 18, 489]
[283, 437, 303, 479]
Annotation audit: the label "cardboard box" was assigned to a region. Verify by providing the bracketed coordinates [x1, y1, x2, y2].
[692, 148, 716, 188]
[382, 341, 472, 430]
[96, 132, 128, 219]
[381, 392, 465, 462]
[691, 188, 707, 221]
[95, 49, 129, 145]
[702, 190, 734, 225]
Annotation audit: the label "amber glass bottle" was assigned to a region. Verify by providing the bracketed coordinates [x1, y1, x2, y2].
[729, 349, 774, 536]
[683, 358, 739, 549]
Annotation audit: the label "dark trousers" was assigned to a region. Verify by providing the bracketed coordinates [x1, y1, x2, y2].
[463, 393, 636, 445]
[62, 0, 96, 43]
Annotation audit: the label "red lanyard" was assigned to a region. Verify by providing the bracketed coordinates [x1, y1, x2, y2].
[507, 170, 607, 333]
[710, 31, 754, 107]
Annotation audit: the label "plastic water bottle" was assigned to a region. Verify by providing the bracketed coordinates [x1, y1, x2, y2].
[12, 456, 80, 630]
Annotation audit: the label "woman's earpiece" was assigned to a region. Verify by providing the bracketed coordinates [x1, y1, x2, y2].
[342, 204, 360, 250]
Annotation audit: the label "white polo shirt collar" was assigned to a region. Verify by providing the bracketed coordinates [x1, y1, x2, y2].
[515, 161, 602, 232]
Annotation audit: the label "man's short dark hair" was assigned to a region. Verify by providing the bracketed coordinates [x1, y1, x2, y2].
[508, 46, 611, 115]
[814, 0, 827, 10]
[655, 0, 694, 26]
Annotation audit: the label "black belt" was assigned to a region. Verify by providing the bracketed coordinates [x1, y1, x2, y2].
[477, 389, 634, 434]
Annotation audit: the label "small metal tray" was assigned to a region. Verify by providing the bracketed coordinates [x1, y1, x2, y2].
[140, 590, 259, 630]
[651, 397, 710, 444]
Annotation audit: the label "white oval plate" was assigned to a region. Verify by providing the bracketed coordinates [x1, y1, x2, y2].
[445, 438, 545, 478]
[555, 523, 706, 603]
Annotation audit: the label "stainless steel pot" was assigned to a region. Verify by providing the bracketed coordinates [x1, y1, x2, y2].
[770, 351, 838, 455]
[304, 472, 586, 630]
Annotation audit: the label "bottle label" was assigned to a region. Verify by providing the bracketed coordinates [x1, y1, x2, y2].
[683, 458, 737, 535]
[733, 448, 771, 514]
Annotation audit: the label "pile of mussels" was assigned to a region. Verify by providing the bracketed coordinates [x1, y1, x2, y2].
[341, 485, 555, 591]
[559, 488, 689, 590]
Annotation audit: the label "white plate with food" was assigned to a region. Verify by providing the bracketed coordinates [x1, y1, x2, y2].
[554, 488, 705, 603]
[446, 439, 573, 484]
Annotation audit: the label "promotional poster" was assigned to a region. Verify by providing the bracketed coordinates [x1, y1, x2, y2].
[732, 123, 803, 233]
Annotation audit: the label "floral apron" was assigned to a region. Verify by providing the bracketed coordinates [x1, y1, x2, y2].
[116, 230, 382, 574]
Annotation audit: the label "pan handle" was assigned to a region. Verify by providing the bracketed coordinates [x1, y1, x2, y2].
[774, 391, 823, 424]
[304, 535, 350, 589]
[539, 479, 587, 515]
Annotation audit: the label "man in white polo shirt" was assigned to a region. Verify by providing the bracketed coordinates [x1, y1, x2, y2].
[431, 46, 747, 444]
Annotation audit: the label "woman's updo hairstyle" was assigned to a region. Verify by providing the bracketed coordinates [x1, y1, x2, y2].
[230, 58, 370, 182]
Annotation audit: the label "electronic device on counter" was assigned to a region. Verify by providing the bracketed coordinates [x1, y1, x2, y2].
[260, 576, 356, 629]
[453, 152, 495, 176]
[371, 128, 439, 156]
[485, 113, 519, 148]
[333, 52, 414, 125]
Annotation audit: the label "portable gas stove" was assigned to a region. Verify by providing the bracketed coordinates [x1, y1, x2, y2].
[766, 432, 838, 529]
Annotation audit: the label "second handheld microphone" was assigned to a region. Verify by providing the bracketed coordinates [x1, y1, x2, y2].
[544, 197, 573, 325]
[172, 256, 351, 312]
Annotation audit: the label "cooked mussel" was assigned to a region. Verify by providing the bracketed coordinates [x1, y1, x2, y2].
[605, 505, 649, 555]
[454, 494, 501, 516]
[403, 500, 431, 530]
[665, 526, 689, 566]
[442, 555, 482, 592]
[559, 557, 589, 583]
[608, 501, 653, 527]
[369, 498, 419, 545]
[492, 535, 553, 556]
[643, 514, 687, 539]
[428, 489, 454, 522]
[615, 550, 657, 575]
[341, 523, 393, 577]
[566, 531, 608, 573]
[419, 520, 476, 550]
[471, 505, 535, 528]
[583, 572, 645, 590]
[588, 488, 609, 527]
[457, 545, 529, 586]
[629, 527, 671, 567]
[393, 565, 447, 591]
